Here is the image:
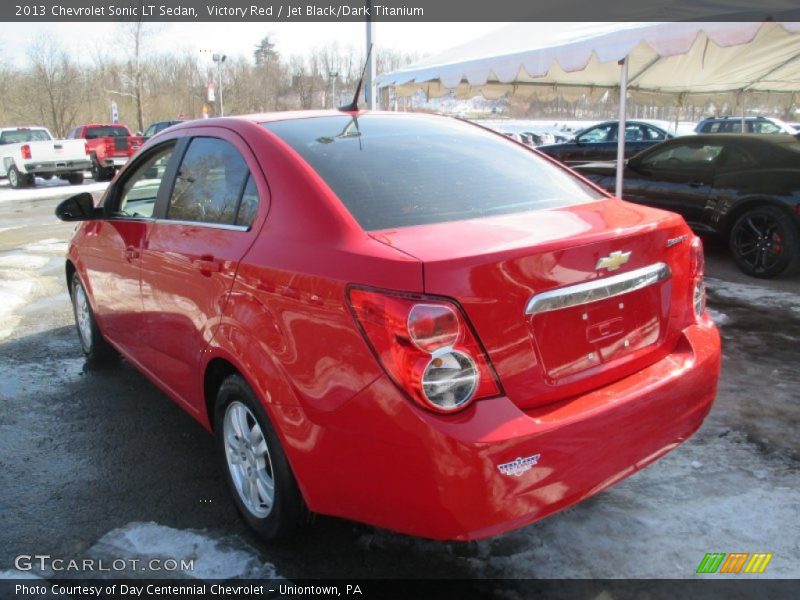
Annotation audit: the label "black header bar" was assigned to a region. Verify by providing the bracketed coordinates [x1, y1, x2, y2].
[3, 0, 800, 22]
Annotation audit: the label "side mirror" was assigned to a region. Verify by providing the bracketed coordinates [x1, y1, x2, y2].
[55, 193, 99, 221]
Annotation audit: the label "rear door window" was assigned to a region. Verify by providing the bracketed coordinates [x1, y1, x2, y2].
[166, 137, 250, 225]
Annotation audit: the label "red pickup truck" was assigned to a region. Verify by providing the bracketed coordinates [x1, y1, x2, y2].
[67, 124, 143, 182]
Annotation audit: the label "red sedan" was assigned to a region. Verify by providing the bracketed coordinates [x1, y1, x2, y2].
[55, 111, 721, 542]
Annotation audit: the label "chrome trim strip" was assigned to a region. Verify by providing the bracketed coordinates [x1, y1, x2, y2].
[525, 262, 671, 316]
[154, 219, 250, 232]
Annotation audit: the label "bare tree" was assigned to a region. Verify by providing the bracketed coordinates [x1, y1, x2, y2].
[25, 37, 84, 136]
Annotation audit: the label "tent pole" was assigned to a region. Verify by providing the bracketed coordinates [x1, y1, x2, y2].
[615, 57, 628, 198]
[740, 91, 746, 132]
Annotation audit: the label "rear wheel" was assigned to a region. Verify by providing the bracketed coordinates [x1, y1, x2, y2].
[8, 166, 32, 189]
[91, 162, 114, 182]
[67, 172, 85, 185]
[71, 273, 117, 362]
[215, 375, 308, 543]
[730, 206, 800, 278]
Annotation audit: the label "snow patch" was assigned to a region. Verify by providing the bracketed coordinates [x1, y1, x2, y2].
[22, 239, 69, 254]
[0, 254, 50, 270]
[89, 522, 281, 580]
[706, 277, 800, 314]
[0, 180, 107, 203]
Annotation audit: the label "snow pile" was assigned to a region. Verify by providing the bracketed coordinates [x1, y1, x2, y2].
[89, 522, 281, 580]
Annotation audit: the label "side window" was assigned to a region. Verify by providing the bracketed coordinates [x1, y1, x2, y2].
[643, 125, 666, 140]
[167, 137, 250, 225]
[236, 176, 259, 227]
[143, 125, 156, 137]
[115, 144, 175, 218]
[640, 143, 724, 169]
[577, 124, 614, 143]
[720, 147, 752, 169]
[623, 124, 644, 142]
[754, 121, 781, 134]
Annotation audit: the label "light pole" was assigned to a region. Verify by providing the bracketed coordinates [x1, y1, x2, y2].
[329, 71, 339, 108]
[213, 53, 227, 116]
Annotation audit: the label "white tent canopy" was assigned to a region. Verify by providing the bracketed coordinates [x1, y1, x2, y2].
[378, 21, 800, 195]
[379, 22, 800, 101]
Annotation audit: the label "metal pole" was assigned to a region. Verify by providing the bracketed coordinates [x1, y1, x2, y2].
[218, 61, 224, 117]
[365, 1, 376, 109]
[740, 92, 745, 133]
[615, 56, 629, 199]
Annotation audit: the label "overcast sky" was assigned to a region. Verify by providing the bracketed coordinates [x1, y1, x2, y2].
[1, 22, 507, 67]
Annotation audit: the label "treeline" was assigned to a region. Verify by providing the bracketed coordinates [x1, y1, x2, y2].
[0, 26, 419, 137]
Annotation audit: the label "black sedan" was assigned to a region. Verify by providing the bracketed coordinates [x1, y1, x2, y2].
[574, 134, 800, 278]
[537, 120, 672, 165]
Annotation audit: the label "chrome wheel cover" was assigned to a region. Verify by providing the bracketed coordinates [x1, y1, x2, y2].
[74, 283, 93, 349]
[223, 401, 275, 518]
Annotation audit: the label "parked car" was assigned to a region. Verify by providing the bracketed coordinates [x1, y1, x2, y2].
[537, 120, 673, 165]
[56, 111, 720, 542]
[67, 123, 143, 182]
[694, 115, 796, 135]
[142, 120, 183, 141]
[0, 126, 91, 188]
[574, 134, 800, 278]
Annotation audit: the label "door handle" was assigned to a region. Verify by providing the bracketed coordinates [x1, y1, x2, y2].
[192, 256, 223, 272]
[124, 246, 140, 261]
[688, 181, 705, 188]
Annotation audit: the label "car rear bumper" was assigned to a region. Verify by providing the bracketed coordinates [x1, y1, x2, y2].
[22, 160, 92, 174]
[284, 320, 721, 540]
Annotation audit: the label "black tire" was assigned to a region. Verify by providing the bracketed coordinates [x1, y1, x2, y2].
[40, 172, 55, 180]
[70, 272, 117, 363]
[67, 172, 85, 185]
[730, 205, 800, 278]
[8, 165, 31, 189]
[215, 374, 308, 543]
[91, 162, 114, 182]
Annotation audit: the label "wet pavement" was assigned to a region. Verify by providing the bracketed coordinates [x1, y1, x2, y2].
[1, 180, 798, 580]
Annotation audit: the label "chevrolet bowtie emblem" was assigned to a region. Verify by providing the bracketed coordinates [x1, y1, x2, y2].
[595, 251, 631, 271]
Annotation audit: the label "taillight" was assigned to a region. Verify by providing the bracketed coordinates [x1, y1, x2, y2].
[84, 142, 89, 156]
[348, 288, 500, 413]
[690, 236, 707, 322]
[21, 144, 31, 159]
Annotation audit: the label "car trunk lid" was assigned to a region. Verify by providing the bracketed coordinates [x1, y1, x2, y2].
[369, 199, 695, 409]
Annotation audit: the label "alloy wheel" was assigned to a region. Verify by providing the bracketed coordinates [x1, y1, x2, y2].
[223, 401, 275, 519]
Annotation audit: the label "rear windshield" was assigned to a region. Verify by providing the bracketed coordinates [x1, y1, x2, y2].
[264, 115, 604, 230]
[85, 126, 130, 139]
[0, 129, 51, 144]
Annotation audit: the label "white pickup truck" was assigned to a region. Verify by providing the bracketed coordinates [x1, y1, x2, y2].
[0, 126, 92, 188]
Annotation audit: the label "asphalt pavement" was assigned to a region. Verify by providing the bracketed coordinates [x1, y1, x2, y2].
[0, 178, 798, 580]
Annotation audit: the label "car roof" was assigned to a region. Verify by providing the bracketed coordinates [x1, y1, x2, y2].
[679, 133, 798, 145]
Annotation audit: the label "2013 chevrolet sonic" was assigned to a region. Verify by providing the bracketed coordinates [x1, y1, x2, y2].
[56, 111, 721, 542]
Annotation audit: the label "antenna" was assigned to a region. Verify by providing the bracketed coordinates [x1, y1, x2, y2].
[339, 43, 373, 112]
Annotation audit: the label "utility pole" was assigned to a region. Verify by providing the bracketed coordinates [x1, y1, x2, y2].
[329, 71, 339, 108]
[213, 53, 227, 116]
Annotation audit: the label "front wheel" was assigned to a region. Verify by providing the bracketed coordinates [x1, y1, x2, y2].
[215, 375, 308, 543]
[70, 273, 117, 362]
[730, 206, 800, 278]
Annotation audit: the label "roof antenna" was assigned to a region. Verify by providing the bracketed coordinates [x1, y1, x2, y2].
[339, 43, 373, 112]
